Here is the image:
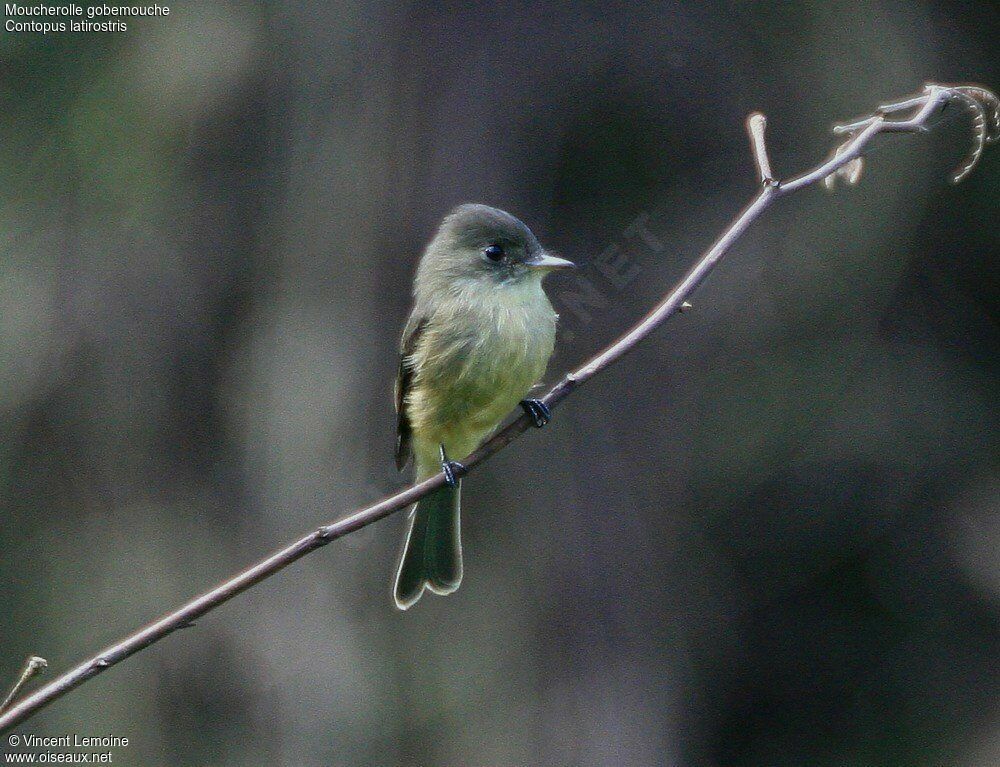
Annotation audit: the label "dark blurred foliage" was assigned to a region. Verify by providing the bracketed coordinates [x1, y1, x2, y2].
[0, 1, 997, 765]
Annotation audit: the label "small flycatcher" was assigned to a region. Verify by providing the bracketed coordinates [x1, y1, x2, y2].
[393, 204, 573, 609]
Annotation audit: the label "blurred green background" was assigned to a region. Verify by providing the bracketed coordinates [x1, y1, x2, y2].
[0, 1, 997, 765]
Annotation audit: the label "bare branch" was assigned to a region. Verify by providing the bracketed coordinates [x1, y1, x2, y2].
[781, 116, 886, 193]
[832, 83, 1000, 182]
[0, 657, 47, 714]
[0, 81, 995, 733]
[746, 112, 776, 186]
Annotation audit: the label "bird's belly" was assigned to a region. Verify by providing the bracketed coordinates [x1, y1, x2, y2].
[422, 360, 536, 447]
[409, 333, 550, 460]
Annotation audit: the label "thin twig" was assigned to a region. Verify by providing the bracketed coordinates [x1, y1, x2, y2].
[0, 81, 995, 733]
[746, 112, 775, 185]
[0, 657, 47, 714]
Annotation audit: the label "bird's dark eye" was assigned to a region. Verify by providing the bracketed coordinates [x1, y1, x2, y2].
[483, 243, 504, 262]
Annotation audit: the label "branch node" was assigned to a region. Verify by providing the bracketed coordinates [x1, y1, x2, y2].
[316, 526, 334, 543]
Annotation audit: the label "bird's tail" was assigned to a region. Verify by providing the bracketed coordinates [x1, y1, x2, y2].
[392, 481, 462, 610]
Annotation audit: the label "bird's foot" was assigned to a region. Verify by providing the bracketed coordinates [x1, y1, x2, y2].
[438, 444, 464, 488]
[520, 398, 551, 428]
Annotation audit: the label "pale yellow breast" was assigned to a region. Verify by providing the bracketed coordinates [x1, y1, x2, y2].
[406, 281, 557, 462]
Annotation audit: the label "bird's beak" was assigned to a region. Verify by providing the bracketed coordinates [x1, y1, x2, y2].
[525, 252, 575, 271]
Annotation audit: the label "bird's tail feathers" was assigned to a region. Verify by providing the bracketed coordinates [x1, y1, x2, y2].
[393, 482, 462, 610]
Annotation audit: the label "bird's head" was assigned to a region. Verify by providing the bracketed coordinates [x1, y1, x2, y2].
[417, 204, 574, 295]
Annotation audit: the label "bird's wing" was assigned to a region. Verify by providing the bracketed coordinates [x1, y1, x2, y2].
[394, 313, 427, 470]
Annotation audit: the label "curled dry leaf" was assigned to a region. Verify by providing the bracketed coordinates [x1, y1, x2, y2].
[824, 148, 865, 190]
[947, 86, 1000, 183]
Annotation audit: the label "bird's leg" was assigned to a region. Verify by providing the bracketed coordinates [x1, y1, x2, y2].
[439, 444, 464, 488]
[520, 398, 551, 428]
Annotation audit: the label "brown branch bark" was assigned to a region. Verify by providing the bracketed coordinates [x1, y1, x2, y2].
[0, 81, 995, 733]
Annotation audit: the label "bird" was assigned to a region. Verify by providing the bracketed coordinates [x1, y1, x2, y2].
[392, 204, 574, 609]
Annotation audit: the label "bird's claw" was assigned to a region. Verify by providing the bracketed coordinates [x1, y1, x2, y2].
[441, 460, 464, 488]
[438, 444, 464, 488]
[520, 398, 551, 428]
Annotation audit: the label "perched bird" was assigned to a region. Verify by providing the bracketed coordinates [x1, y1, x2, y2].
[392, 204, 574, 609]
